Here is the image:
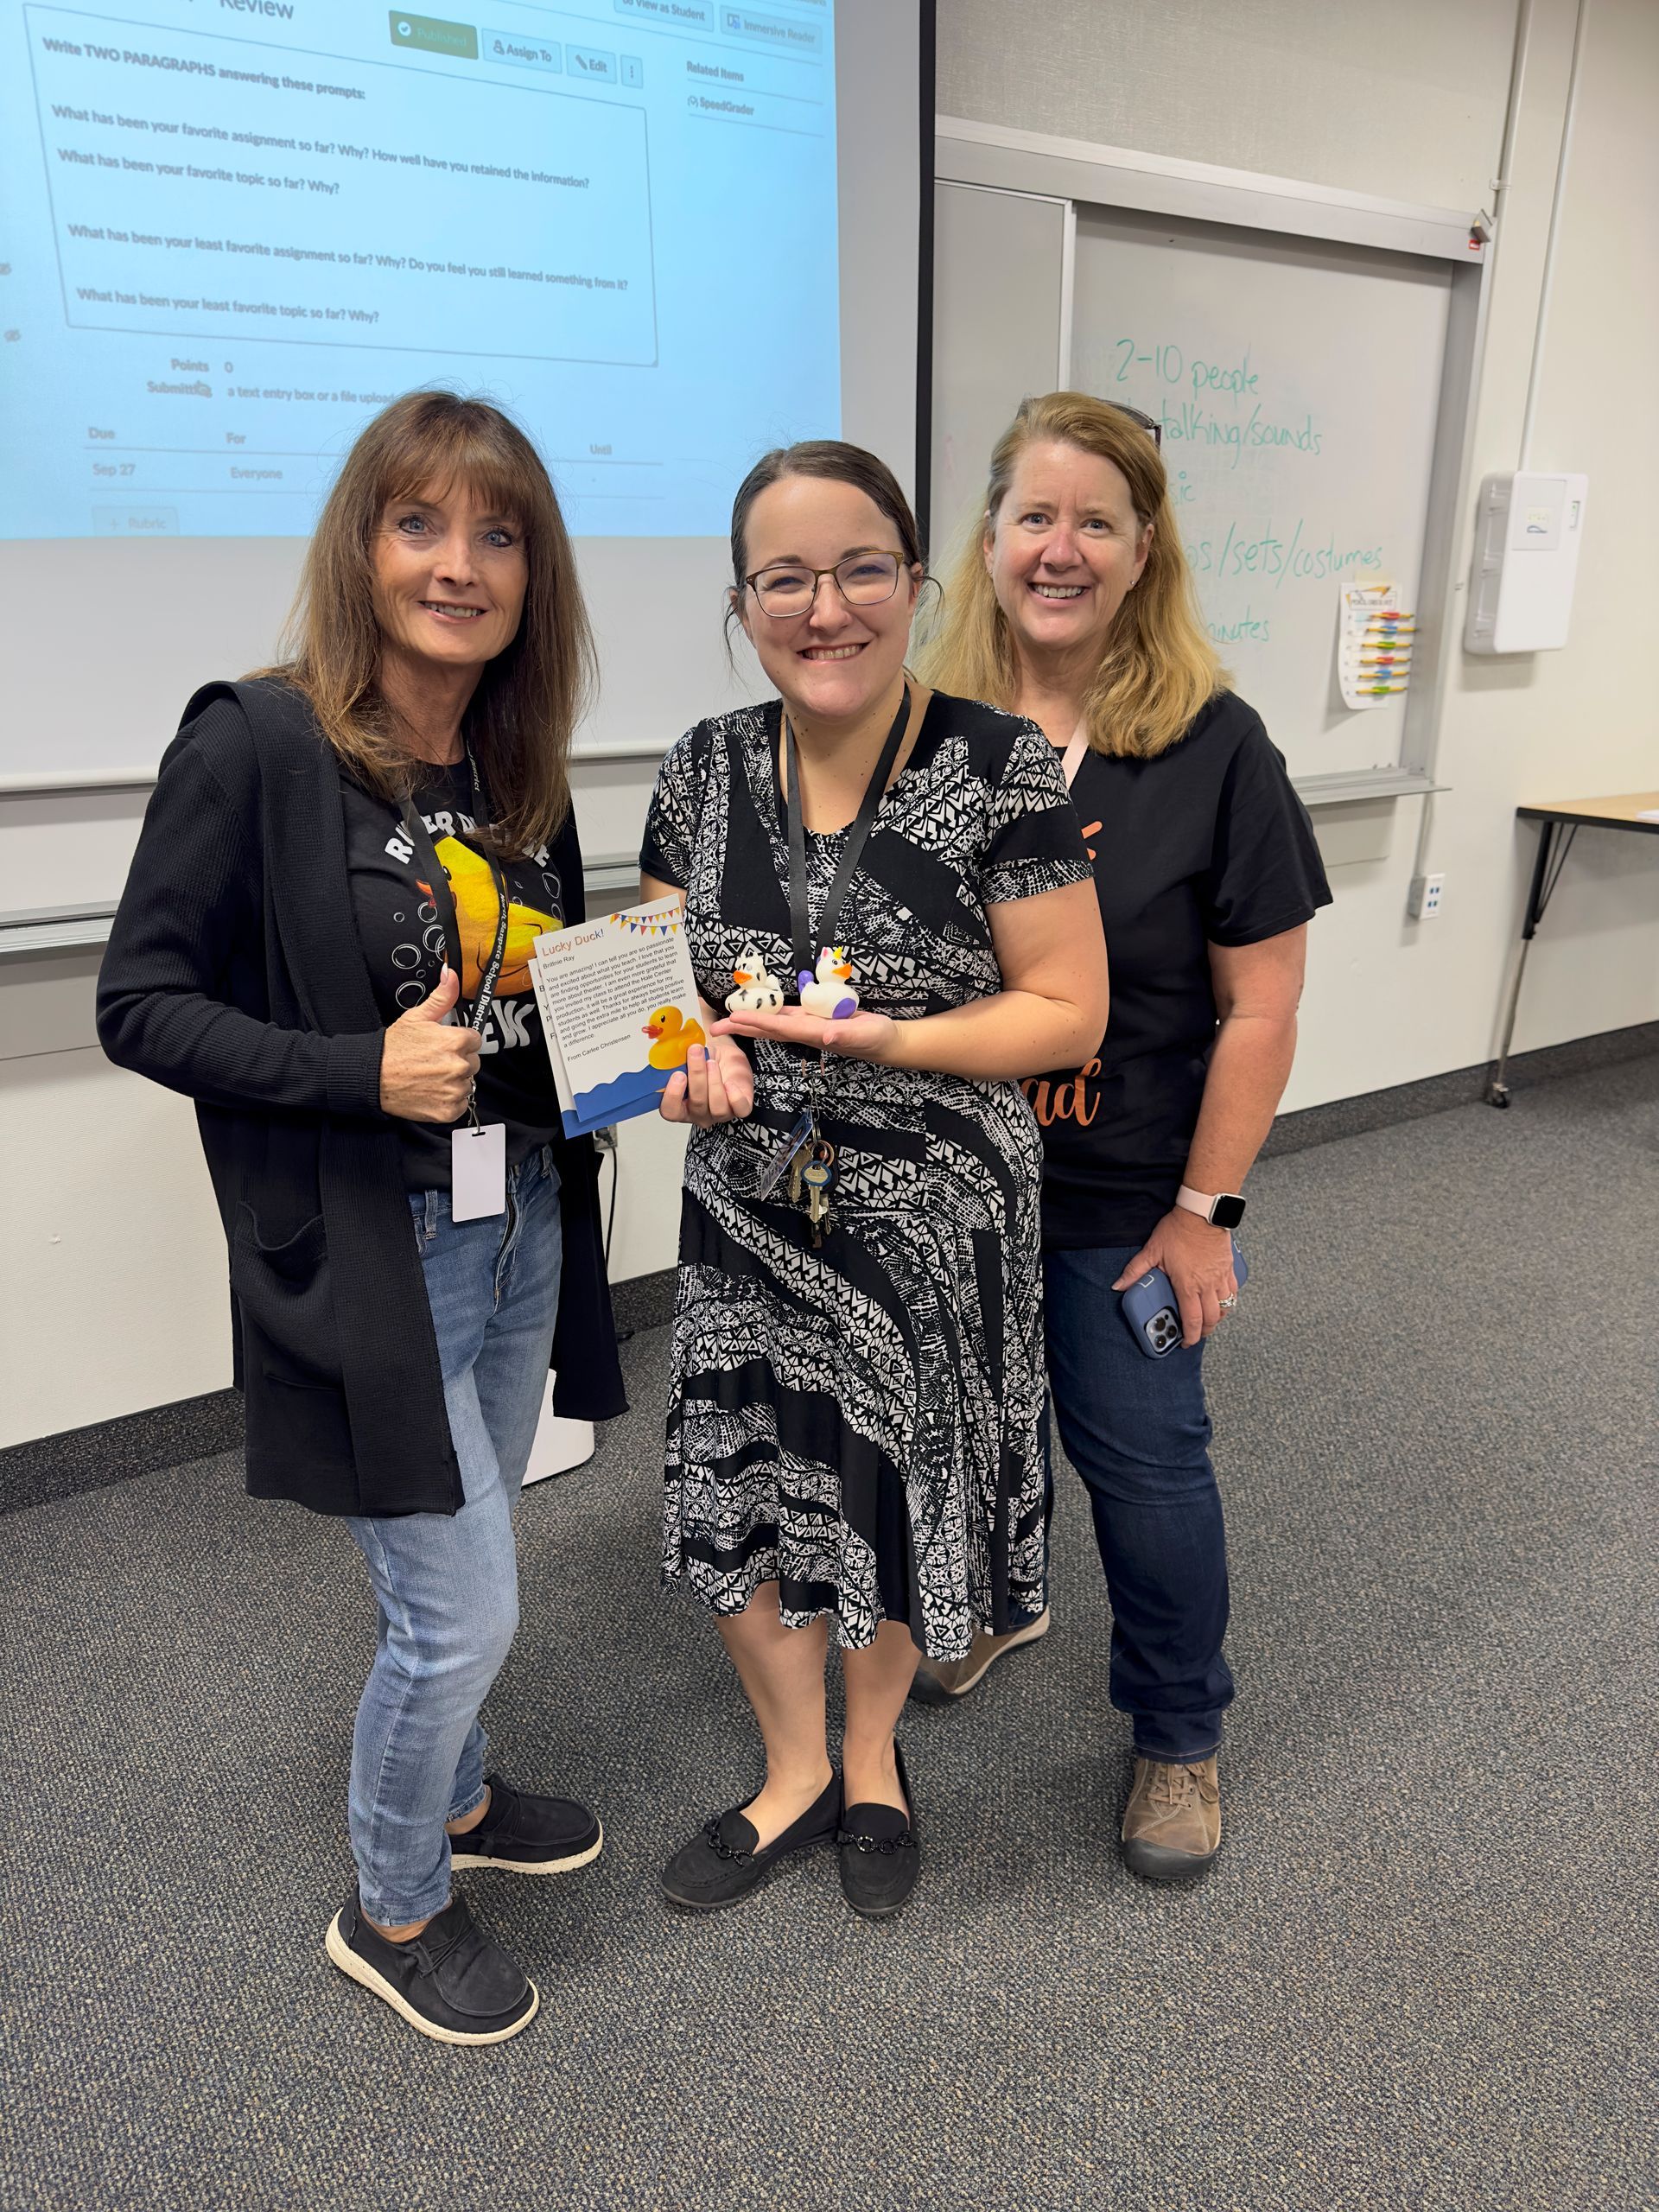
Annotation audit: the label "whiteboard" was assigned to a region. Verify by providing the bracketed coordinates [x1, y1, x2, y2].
[930, 181, 1068, 566]
[1070, 206, 1452, 784]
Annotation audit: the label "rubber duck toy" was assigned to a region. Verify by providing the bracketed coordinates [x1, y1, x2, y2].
[429, 836, 561, 996]
[642, 1004, 708, 1069]
[798, 946, 859, 1020]
[725, 944, 785, 1014]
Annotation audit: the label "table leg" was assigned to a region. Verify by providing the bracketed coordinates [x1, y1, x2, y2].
[1486, 821, 1557, 1107]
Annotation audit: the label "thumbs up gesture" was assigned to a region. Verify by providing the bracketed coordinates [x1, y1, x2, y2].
[378, 968, 482, 1122]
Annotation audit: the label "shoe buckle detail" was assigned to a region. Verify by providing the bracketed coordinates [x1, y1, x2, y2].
[702, 1815, 753, 1866]
[836, 1828, 916, 1855]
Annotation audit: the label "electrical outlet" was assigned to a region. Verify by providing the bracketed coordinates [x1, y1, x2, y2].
[1408, 872, 1446, 919]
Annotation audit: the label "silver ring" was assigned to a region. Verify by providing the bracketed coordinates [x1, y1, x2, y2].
[1218, 1294, 1238, 1311]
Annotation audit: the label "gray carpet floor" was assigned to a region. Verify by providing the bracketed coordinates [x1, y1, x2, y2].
[3, 1058, 1655, 2212]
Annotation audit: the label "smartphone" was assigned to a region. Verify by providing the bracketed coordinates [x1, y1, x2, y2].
[1121, 1242, 1249, 1358]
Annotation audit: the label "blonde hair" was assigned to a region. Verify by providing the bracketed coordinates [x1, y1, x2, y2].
[257, 390, 594, 853]
[916, 391, 1224, 760]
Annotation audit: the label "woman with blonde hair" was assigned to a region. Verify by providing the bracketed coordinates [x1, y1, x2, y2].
[99, 391, 623, 2044]
[914, 391, 1331, 1883]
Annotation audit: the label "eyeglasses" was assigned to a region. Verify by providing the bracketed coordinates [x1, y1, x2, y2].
[745, 550, 909, 618]
[1109, 401, 1162, 448]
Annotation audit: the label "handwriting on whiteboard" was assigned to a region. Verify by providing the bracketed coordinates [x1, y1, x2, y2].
[1104, 333, 1386, 651]
[1187, 517, 1384, 588]
[1114, 336, 1324, 462]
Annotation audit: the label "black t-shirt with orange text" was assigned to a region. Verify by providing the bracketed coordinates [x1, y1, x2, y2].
[1027, 692, 1331, 1249]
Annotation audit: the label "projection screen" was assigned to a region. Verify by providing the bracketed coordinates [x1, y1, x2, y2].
[0, 0, 930, 804]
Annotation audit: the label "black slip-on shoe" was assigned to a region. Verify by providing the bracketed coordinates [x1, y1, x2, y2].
[324, 1891, 538, 2046]
[448, 1772, 603, 1877]
[660, 1773, 841, 1911]
[838, 1740, 920, 1919]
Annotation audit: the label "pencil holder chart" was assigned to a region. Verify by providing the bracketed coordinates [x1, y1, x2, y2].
[1337, 582, 1415, 711]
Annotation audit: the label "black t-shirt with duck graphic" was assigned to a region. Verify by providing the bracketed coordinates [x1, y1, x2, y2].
[341, 760, 579, 1191]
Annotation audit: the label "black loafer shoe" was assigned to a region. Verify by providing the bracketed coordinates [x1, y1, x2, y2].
[661, 1773, 841, 1911]
[838, 1741, 920, 1919]
[448, 1772, 603, 1877]
[324, 1891, 538, 2045]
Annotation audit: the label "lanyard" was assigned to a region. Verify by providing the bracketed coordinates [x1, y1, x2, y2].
[783, 683, 911, 991]
[397, 750, 511, 1121]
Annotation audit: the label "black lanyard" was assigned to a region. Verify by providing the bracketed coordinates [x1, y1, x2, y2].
[784, 684, 910, 992]
[398, 751, 511, 1116]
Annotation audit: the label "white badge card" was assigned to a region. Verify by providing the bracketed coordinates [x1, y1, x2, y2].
[451, 1122, 507, 1222]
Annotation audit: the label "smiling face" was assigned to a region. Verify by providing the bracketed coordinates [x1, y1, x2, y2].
[735, 475, 921, 729]
[370, 480, 529, 684]
[985, 439, 1153, 683]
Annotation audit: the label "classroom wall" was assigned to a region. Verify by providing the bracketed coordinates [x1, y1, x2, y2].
[4, 0, 1656, 1447]
[938, 0, 1522, 213]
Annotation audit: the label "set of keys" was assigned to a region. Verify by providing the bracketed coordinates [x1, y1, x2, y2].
[787, 1136, 837, 1245]
[756, 1080, 839, 1248]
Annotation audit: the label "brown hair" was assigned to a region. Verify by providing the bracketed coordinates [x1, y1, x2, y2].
[915, 391, 1223, 759]
[725, 439, 928, 650]
[257, 390, 594, 852]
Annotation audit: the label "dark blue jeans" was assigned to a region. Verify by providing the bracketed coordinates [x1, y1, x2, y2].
[1043, 1244, 1234, 1764]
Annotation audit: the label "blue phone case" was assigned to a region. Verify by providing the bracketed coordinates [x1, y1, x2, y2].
[1121, 1242, 1249, 1358]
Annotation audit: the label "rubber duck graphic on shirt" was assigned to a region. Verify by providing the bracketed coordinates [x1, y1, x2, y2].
[423, 835, 561, 997]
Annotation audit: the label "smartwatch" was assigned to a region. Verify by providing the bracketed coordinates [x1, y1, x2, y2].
[1176, 1184, 1247, 1230]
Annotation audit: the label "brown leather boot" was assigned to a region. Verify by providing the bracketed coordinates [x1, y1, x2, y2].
[908, 1610, 1051, 1707]
[1120, 1754, 1221, 1881]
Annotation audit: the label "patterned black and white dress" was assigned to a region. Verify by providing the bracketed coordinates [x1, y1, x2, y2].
[640, 691, 1091, 1661]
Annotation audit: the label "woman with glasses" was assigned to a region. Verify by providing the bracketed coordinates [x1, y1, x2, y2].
[914, 391, 1331, 1884]
[639, 440, 1109, 1918]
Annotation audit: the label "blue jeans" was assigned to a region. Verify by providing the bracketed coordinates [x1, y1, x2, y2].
[1044, 1244, 1234, 1764]
[343, 1147, 563, 1924]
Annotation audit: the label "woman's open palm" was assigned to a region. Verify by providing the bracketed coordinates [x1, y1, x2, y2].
[710, 1005, 897, 1064]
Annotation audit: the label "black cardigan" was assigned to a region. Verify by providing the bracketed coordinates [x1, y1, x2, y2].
[98, 677, 626, 1516]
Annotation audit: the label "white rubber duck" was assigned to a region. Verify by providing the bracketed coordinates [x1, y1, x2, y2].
[724, 944, 786, 1014]
[798, 945, 859, 1020]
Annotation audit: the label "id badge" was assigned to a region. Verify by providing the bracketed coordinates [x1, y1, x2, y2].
[451, 1122, 507, 1222]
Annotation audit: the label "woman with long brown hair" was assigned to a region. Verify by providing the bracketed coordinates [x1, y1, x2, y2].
[914, 391, 1331, 1883]
[99, 391, 624, 2044]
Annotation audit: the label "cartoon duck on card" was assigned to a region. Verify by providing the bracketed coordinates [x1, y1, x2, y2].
[429, 836, 559, 995]
[726, 944, 786, 1014]
[643, 1005, 708, 1069]
[798, 946, 858, 1020]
